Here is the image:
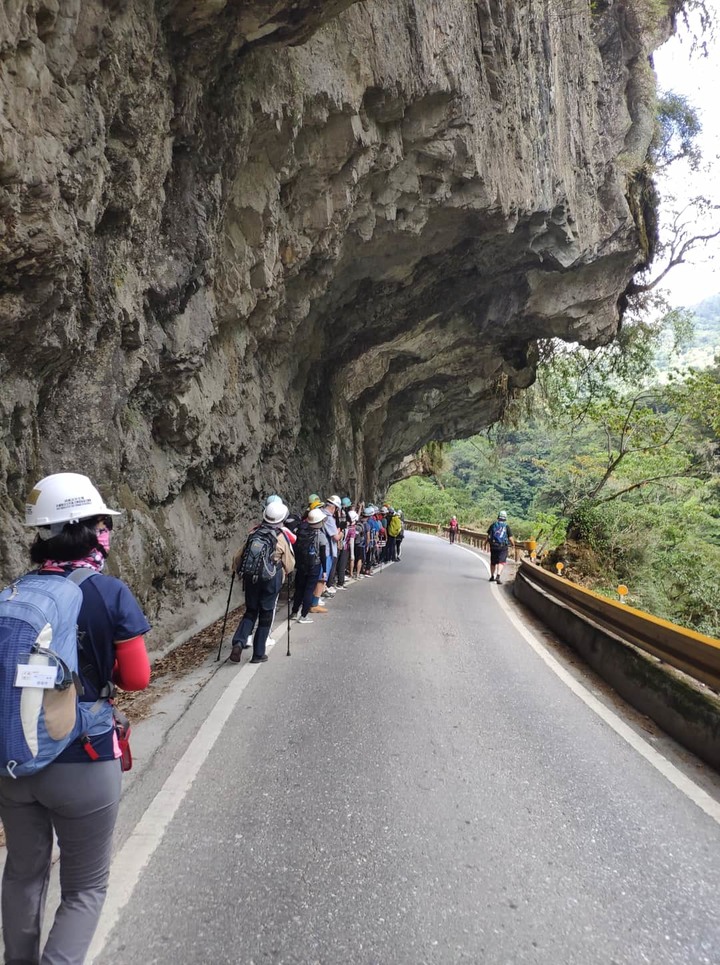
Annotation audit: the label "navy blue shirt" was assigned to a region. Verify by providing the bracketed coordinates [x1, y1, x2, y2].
[50, 570, 150, 763]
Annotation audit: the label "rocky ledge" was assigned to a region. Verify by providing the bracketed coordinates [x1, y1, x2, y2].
[0, 0, 673, 643]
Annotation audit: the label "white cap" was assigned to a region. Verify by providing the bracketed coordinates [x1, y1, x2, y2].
[307, 508, 325, 524]
[263, 501, 289, 524]
[25, 473, 121, 527]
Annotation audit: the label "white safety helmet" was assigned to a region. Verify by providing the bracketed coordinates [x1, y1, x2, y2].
[25, 473, 121, 528]
[263, 500, 289, 525]
[498, 510, 508, 521]
[348, 510, 359, 523]
[326, 495, 342, 509]
[307, 507, 325, 524]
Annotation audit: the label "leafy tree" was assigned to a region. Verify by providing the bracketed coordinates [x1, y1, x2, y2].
[652, 91, 702, 173]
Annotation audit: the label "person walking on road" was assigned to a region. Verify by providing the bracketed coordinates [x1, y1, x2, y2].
[230, 500, 295, 663]
[321, 496, 342, 595]
[488, 510, 514, 584]
[386, 509, 402, 562]
[353, 509, 366, 579]
[291, 508, 328, 621]
[448, 516, 459, 544]
[0, 472, 151, 965]
[395, 510, 405, 561]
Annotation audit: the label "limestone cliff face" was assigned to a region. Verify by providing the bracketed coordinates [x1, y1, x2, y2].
[0, 0, 671, 643]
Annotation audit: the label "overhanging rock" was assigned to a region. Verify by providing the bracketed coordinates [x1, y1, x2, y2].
[0, 0, 672, 641]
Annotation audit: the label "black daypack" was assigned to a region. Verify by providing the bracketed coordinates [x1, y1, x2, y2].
[237, 525, 279, 582]
[294, 522, 320, 570]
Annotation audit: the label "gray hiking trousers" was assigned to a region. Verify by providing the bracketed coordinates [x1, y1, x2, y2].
[0, 759, 121, 965]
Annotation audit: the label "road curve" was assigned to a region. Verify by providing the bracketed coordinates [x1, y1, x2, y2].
[94, 532, 720, 965]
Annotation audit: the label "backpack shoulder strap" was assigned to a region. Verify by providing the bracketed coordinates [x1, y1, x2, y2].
[67, 568, 98, 587]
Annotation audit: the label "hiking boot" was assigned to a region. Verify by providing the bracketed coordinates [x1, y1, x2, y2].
[229, 645, 243, 663]
[298, 616, 314, 624]
[250, 655, 269, 664]
[310, 605, 328, 613]
[489, 575, 495, 582]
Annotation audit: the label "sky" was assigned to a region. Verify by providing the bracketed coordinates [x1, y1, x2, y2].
[652, 0, 720, 308]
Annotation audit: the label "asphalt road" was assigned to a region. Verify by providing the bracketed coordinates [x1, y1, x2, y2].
[93, 533, 720, 965]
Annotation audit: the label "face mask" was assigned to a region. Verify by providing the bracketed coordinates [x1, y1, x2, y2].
[96, 528, 111, 554]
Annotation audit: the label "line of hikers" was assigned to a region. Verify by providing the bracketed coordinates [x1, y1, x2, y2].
[0, 474, 406, 965]
[229, 495, 405, 664]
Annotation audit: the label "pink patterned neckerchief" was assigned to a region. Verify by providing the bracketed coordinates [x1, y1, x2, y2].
[40, 548, 105, 574]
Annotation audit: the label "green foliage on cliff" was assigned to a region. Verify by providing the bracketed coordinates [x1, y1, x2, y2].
[389, 316, 720, 637]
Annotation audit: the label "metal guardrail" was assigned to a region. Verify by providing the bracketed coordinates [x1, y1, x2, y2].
[404, 519, 720, 690]
[404, 520, 527, 562]
[518, 562, 720, 691]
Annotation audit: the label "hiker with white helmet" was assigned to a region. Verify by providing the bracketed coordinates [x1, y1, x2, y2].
[361, 505, 378, 577]
[488, 510, 515, 584]
[334, 498, 353, 588]
[230, 498, 295, 663]
[352, 507, 366, 580]
[0, 472, 151, 965]
[291, 507, 328, 623]
[321, 495, 342, 597]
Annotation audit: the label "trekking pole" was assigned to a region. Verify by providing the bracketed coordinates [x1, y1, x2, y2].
[216, 571, 236, 662]
[286, 573, 292, 656]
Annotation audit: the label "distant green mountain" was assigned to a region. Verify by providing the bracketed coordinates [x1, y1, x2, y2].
[658, 292, 720, 371]
[691, 294, 720, 348]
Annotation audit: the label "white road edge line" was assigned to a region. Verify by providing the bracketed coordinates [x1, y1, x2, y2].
[456, 543, 720, 826]
[87, 658, 263, 962]
[90, 564, 394, 959]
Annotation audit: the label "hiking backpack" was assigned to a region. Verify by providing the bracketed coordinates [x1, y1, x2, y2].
[388, 516, 402, 538]
[294, 522, 320, 569]
[0, 568, 113, 779]
[489, 521, 508, 546]
[236, 525, 279, 582]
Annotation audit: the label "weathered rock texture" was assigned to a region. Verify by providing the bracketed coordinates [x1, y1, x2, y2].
[0, 0, 673, 643]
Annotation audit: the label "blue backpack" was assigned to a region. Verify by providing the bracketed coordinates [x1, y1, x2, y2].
[0, 569, 112, 778]
[489, 521, 508, 546]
